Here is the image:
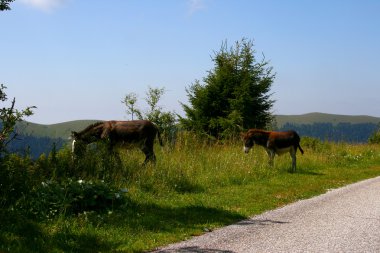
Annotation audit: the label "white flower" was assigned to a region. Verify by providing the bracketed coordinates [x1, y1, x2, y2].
[120, 188, 128, 193]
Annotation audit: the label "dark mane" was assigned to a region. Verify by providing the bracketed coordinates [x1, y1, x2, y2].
[78, 121, 104, 135]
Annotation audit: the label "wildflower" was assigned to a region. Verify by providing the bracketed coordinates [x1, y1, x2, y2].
[120, 188, 128, 193]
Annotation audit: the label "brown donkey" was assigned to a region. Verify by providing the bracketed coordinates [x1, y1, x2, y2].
[242, 129, 304, 172]
[72, 120, 163, 164]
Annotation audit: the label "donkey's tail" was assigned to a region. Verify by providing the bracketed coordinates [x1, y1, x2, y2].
[298, 143, 304, 155]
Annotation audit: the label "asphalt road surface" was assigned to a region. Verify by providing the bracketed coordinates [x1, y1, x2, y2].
[153, 176, 380, 253]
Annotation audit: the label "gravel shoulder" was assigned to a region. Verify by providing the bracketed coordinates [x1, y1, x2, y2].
[153, 176, 380, 253]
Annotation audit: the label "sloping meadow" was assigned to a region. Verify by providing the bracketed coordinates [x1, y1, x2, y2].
[2, 134, 380, 252]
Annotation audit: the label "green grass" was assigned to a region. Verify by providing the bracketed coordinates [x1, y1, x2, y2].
[2, 137, 380, 252]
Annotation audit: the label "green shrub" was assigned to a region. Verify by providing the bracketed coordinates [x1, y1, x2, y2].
[368, 130, 380, 144]
[301, 136, 328, 152]
[16, 179, 128, 220]
[0, 154, 32, 208]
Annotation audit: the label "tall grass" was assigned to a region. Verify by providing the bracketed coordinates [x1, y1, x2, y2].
[1, 135, 380, 252]
[119, 135, 380, 194]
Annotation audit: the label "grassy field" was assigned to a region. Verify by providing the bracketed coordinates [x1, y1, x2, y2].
[1, 136, 380, 252]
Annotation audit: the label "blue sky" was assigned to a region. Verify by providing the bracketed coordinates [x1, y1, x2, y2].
[1, 0, 379, 124]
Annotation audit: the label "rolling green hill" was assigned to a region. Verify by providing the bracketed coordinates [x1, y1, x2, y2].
[5, 113, 380, 158]
[14, 113, 380, 139]
[9, 120, 101, 159]
[15, 120, 100, 139]
[275, 112, 380, 128]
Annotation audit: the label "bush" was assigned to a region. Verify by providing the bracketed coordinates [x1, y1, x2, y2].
[301, 136, 327, 152]
[16, 179, 128, 220]
[368, 130, 380, 144]
[0, 155, 32, 208]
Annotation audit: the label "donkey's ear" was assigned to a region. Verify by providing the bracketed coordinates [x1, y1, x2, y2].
[71, 131, 78, 138]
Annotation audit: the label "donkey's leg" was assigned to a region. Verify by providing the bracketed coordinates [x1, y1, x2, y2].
[141, 143, 156, 165]
[290, 147, 297, 173]
[266, 149, 275, 167]
[141, 146, 150, 165]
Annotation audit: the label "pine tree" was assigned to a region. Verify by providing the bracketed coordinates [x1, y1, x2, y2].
[180, 38, 275, 138]
[0, 0, 14, 11]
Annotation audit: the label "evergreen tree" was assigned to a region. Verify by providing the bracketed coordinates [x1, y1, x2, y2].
[0, 0, 14, 11]
[180, 38, 275, 138]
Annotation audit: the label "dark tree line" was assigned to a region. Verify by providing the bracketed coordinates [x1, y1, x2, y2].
[7, 134, 66, 159]
[279, 122, 379, 143]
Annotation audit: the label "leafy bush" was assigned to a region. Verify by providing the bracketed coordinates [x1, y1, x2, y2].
[368, 130, 380, 144]
[0, 154, 32, 208]
[301, 136, 328, 152]
[16, 179, 128, 220]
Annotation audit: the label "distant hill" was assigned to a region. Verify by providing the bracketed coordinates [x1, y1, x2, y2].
[9, 120, 100, 159]
[275, 112, 380, 128]
[15, 120, 100, 139]
[16, 113, 380, 139]
[275, 113, 380, 143]
[6, 113, 380, 158]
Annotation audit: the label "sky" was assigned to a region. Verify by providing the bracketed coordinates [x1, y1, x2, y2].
[1, 0, 379, 124]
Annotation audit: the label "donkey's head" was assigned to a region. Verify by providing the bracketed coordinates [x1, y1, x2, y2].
[71, 131, 84, 156]
[70, 122, 105, 155]
[242, 131, 254, 153]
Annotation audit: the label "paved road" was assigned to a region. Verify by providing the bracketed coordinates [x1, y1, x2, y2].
[154, 176, 380, 253]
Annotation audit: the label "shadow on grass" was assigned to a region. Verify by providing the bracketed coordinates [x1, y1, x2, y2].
[294, 167, 325, 176]
[0, 198, 245, 253]
[0, 209, 118, 253]
[0, 210, 49, 253]
[107, 199, 246, 233]
[52, 230, 119, 253]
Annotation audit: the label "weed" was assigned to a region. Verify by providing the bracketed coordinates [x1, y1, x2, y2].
[16, 179, 128, 220]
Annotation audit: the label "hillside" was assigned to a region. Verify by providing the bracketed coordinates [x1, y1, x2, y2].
[7, 113, 380, 158]
[15, 120, 100, 139]
[9, 120, 100, 159]
[275, 112, 380, 128]
[15, 113, 380, 139]
[275, 113, 380, 143]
